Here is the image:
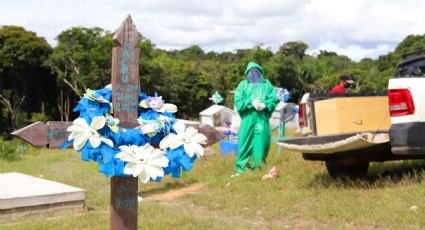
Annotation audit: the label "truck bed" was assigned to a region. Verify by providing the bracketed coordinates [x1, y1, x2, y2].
[278, 131, 393, 163]
[301, 93, 390, 136]
[279, 131, 389, 154]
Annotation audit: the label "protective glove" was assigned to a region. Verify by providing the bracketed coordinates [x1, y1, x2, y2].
[252, 99, 261, 110]
[257, 102, 266, 111]
[252, 99, 265, 111]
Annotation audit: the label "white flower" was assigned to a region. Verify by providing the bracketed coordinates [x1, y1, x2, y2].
[160, 103, 178, 113]
[137, 118, 164, 137]
[159, 121, 207, 158]
[115, 144, 169, 183]
[67, 117, 113, 150]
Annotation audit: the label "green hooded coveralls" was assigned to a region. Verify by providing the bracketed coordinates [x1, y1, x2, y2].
[234, 62, 278, 173]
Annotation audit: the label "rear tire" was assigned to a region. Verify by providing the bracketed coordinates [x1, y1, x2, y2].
[325, 161, 369, 179]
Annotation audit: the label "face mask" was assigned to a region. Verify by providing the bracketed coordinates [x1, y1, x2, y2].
[344, 82, 351, 89]
[247, 68, 262, 83]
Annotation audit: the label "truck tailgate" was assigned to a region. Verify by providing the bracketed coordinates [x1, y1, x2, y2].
[278, 132, 389, 154]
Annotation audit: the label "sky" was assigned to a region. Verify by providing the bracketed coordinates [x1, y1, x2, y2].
[1, 0, 425, 61]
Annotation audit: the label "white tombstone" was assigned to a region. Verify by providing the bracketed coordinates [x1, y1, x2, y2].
[0, 172, 85, 223]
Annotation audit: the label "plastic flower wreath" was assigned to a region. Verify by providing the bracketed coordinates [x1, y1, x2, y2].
[62, 84, 207, 182]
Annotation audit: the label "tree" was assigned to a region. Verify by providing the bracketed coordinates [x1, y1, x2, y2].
[173, 69, 212, 118]
[194, 60, 227, 105]
[179, 45, 206, 61]
[376, 34, 425, 75]
[278, 41, 309, 60]
[139, 35, 158, 93]
[394, 34, 425, 55]
[318, 50, 337, 58]
[47, 27, 114, 121]
[266, 54, 304, 101]
[0, 26, 54, 134]
[250, 45, 274, 64]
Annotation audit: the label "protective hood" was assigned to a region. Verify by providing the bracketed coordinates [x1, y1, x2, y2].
[244, 61, 264, 78]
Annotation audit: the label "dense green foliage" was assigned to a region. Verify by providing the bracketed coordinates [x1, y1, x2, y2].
[0, 26, 55, 134]
[1, 25, 425, 138]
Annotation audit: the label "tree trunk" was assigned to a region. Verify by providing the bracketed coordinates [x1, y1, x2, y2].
[65, 93, 70, 122]
[9, 110, 16, 131]
[0, 94, 24, 132]
[58, 88, 64, 122]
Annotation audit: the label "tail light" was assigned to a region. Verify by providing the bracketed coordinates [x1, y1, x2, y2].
[299, 104, 305, 127]
[388, 89, 415, 117]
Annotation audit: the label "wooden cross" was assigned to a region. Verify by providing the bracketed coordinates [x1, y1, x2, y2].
[11, 15, 223, 230]
[109, 15, 139, 230]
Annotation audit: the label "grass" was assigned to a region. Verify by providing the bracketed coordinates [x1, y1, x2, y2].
[1, 141, 425, 229]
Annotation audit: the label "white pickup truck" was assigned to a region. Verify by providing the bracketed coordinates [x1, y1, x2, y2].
[389, 50, 425, 155]
[279, 50, 425, 179]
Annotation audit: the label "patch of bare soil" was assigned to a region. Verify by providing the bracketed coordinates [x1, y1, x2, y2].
[143, 183, 207, 201]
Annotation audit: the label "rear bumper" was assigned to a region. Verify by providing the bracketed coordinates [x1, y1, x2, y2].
[390, 122, 425, 154]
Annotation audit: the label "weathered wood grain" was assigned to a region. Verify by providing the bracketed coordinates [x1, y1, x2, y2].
[110, 176, 138, 230]
[46, 121, 72, 149]
[11, 121, 72, 149]
[187, 124, 225, 147]
[111, 14, 140, 128]
[110, 14, 140, 230]
[11, 121, 48, 148]
[13, 122, 223, 149]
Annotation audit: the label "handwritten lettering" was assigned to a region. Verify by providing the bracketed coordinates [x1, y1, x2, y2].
[115, 101, 137, 112]
[114, 40, 139, 114]
[117, 184, 133, 193]
[48, 129, 68, 140]
[127, 84, 138, 92]
[115, 84, 139, 93]
[116, 83, 125, 92]
[113, 184, 137, 209]
[120, 41, 131, 83]
[121, 74, 129, 83]
[114, 198, 137, 209]
[115, 82, 139, 112]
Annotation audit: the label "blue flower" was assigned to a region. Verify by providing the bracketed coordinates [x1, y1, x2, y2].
[73, 98, 111, 123]
[92, 87, 112, 102]
[163, 146, 196, 178]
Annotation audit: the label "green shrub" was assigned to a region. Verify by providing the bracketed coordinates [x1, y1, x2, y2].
[0, 139, 24, 161]
[30, 112, 50, 123]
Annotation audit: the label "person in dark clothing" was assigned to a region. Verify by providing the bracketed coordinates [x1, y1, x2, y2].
[330, 74, 354, 93]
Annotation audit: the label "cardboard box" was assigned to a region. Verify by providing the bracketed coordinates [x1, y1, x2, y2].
[314, 96, 391, 135]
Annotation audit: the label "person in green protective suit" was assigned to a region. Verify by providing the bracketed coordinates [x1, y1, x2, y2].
[234, 61, 278, 173]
